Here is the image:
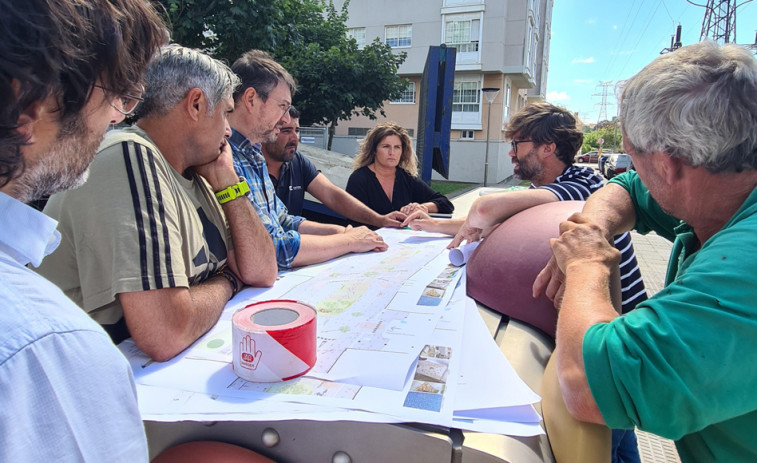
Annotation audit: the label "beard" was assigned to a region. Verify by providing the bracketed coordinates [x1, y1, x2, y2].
[512, 148, 543, 182]
[15, 114, 104, 203]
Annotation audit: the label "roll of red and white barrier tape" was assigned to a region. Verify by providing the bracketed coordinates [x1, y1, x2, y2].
[232, 299, 317, 382]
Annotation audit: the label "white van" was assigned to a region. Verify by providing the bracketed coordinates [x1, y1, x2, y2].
[603, 153, 633, 179]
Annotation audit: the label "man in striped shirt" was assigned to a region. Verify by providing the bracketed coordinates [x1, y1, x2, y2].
[404, 102, 647, 313]
[405, 101, 646, 462]
[38, 46, 278, 362]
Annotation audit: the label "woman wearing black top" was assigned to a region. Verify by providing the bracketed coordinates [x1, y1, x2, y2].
[346, 122, 454, 219]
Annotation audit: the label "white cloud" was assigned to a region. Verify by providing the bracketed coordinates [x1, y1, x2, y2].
[547, 91, 571, 102]
[585, 18, 597, 24]
[571, 57, 595, 64]
[613, 25, 618, 30]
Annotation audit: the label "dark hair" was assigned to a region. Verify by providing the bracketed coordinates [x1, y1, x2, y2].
[0, 0, 167, 187]
[288, 106, 301, 119]
[505, 102, 584, 165]
[231, 49, 297, 103]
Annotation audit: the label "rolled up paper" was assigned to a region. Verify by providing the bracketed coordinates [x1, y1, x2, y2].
[232, 300, 317, 382]
[449, 241, 480, 266]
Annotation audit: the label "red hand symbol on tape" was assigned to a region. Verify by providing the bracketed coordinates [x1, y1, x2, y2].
[239, 335, 262, 370]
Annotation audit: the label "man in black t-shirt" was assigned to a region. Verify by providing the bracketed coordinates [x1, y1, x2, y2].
[261, 107, 405, 228]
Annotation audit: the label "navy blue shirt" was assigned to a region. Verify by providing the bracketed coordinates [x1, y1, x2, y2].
[269, 151, 320, 216]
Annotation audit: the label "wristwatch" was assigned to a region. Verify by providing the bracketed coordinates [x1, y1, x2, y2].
[215, 177, 250, 204]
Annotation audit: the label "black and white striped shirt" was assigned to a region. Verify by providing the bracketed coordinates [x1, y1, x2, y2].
[537, 165, 648, 313]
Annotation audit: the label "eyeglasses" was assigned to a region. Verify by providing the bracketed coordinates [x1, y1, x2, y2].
[260, 92, 292, 118]
[96, 85, 144, 116]
[510, 139, 533, 154]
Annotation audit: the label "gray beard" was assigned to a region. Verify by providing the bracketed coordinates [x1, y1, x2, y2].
[14, 116, 102, 203]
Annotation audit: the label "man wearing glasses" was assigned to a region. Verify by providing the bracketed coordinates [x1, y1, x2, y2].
[261, 106, 405, 227]
[38, 45, 277, 362]
[404, 102, 647, 315]
[228, 50, 388, 269]
[0, 0, 166, 461]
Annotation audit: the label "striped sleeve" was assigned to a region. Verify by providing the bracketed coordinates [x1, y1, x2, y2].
[540, 165, 648, 312]
[118, 141, 183, 291]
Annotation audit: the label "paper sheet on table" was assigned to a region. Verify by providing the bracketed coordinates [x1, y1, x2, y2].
[183, 228, 462, 390]
[454, 296, 541, 413]
[127, 229, 544, 437]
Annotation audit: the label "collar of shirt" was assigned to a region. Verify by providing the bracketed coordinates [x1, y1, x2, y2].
[0, 192, 61, 268]
[229, 128, 262, 155]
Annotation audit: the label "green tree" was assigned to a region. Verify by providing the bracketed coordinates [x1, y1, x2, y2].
[581, 124, 623, 153]
[155, 0, 408, 150]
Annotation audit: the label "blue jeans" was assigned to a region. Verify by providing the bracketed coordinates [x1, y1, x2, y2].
[612, 429, 641, 463]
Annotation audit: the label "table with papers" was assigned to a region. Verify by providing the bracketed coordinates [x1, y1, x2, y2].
[126, 227, 556, 463]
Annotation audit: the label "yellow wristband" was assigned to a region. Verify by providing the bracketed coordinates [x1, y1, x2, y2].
[215, 177, 250, 204]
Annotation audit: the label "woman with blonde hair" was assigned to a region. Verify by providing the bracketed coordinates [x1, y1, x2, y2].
[346, 122, 453, 220]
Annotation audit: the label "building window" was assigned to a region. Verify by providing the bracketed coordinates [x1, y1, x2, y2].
[347, 27, 366, 49]
[503, 83, 511, 122]
[391, 82, 416, 103]
[385, 24, 412, 48]
[452, 80, 480, 113]
[460, 130, 475, 140]
[348, 127, 370, 136]
[529, 30, 538, 73]
[444, 15, 480, 53]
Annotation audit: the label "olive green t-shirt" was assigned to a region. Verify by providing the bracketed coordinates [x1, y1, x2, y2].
[38, 126, 231, 325]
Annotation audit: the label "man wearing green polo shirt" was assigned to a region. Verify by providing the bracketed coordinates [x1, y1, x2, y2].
[534, 41, 757, 462]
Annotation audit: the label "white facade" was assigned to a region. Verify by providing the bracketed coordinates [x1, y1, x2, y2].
[332, 0, 553, 183]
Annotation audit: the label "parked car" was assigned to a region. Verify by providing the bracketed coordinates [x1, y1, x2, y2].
[575, 150, 600, 163]
[603, 153, 633, 179]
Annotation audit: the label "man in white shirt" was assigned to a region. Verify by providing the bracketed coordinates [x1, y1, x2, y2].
[0, 1, 165, 461]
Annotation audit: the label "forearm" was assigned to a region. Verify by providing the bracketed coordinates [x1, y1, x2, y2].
[468, 189, 557, 229]
[556, 262, 619, 423]
[430, 218, 465, 235]
[298, 220, 345, 235]
[322, 188, 384, 227]
[291, 233, 354, 267]
[222, 195, 277, 286]
[120, 275, 233, 362]
[581, 183, 636, 240]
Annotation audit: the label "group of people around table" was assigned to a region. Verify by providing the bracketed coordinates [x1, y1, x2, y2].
[2, 1, 757, 461]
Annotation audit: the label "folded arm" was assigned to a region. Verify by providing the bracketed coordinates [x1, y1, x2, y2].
[119, 276, 234, 361]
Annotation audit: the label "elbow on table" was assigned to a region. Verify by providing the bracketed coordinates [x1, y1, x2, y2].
[239, 266, 277, 288]
[133, 334, 190, 363]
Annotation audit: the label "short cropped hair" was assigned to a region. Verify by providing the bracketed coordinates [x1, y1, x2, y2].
[288, 106, 301, 119]
[353, 122, 419, 177]
[0, 0, 166, 187]
[137, 45, 240, 119]
[621, 41, 757, 173]
[505, 102, 584, 166]
[231, 50, 297, 103]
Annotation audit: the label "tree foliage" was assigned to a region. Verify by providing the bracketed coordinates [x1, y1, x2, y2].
[154, 0, 408, 149]
[582, 124, 623, 154]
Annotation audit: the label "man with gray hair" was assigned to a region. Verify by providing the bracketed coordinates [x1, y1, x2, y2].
[533, 42, 757, 462]
[228, 50, 388, 269]
[39, 45, 277, 362]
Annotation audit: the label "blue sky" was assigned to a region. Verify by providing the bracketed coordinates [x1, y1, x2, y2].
[546, 0, 757, 125]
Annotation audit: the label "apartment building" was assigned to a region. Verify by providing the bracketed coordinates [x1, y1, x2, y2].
[331, 0, 553, 183]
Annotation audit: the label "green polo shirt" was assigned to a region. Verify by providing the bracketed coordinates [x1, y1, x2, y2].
[583, 171, 757, 463]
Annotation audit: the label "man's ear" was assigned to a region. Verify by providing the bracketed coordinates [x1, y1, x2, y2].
[15, 99, 46, 144]
[540, 141, 557, 159]
[184, 88, 206, 122]
[659, 153, 683, 185]
[242, 87, 257, 113]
